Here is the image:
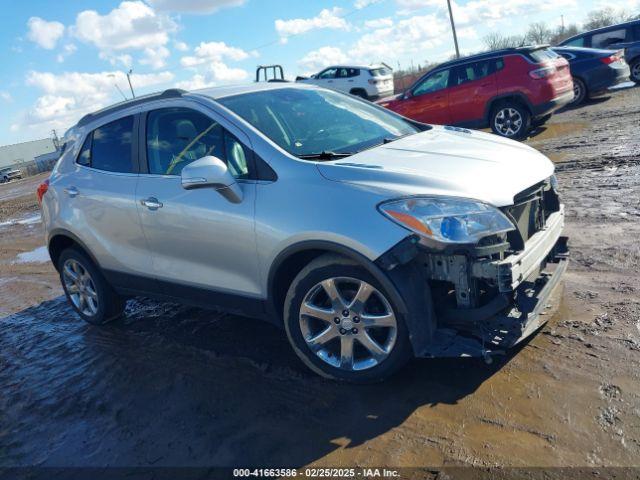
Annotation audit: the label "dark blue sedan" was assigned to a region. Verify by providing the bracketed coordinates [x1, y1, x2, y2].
[552, 47, 631, 105]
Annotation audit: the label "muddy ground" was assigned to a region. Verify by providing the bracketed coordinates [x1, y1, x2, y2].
[1, 86, 639, 473]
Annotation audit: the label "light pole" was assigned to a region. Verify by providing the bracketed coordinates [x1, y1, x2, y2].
[107, 73, 128, 101]
[446, 0, 460, 59]
[126, 69, 136, 98]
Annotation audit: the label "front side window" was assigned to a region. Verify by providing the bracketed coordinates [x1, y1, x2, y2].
[76, 116, 134, 173]
[592, 29, 627, 48]
[318, 68, 337, 79]
[563, 36, 585, 47]
[218, 88, 419, 157]
[413, 69, 450, 96]
[146, 107, 250, 178]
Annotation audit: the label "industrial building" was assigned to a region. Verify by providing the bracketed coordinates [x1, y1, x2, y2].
[0, 138, 59, 177]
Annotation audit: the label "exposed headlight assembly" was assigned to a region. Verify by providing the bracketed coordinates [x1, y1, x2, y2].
[379, 197, 515, 244]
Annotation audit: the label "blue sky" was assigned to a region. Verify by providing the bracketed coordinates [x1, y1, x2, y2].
[0, 0, 630, 144]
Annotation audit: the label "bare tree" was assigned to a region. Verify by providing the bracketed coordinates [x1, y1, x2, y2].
[550, 23, 580, 45]
[483, 32, 526, 50]
[526, 22, 553, 44]
[583, 7, 632, 30]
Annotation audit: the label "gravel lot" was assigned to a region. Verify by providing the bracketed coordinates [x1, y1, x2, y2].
[1, 86, 639, 471]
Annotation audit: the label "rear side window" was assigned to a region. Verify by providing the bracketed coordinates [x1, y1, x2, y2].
[337, 68, 359, 78]
[452, 59, 495, 86]
[592, 29, 627, 48]
[76, 116, 134, 173]
[370, 67, 391, 77]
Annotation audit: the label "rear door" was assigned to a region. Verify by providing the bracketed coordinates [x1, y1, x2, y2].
[332, 67, 353, 93]
[447, 59, 498, 125]
[62, 114, 154, 280]
[135, 103, 261, 303]
[399, 68, 451, 124]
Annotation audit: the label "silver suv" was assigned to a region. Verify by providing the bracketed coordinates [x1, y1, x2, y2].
[40, 84, 568, 382]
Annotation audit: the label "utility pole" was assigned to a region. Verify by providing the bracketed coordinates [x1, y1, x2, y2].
[446, 0, 460, 58]
[51, 129, 60, 150]
[126, 69, 136, 98]
[107, 73, 128, 100]
[560, 15, 565, 34]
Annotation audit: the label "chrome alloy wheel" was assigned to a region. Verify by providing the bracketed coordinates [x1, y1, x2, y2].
[299, 277, 397, 371]
[62, 259, 99, 316]
[494, 107, 523, 137]
[571, 80, 583, 104]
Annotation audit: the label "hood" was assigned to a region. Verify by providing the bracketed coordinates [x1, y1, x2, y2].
[316, 126, 554, 207]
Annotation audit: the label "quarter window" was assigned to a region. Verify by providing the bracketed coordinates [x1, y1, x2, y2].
[76, 116, 134, 173]
[413, 69, 450, 96]
[591, 29, 627, 48]
[145, 107, 251, 178]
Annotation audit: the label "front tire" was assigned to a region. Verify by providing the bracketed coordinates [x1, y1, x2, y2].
[283, 254, 412, 383]
[58, 248, 125, 325]
[490, 102, 531, 140]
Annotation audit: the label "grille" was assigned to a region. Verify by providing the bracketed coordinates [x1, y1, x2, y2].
[502, 179, 559, 251]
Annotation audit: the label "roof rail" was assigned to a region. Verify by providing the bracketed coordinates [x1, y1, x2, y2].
[77, 88, 187, 127]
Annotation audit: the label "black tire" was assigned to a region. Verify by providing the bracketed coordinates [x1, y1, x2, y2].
[532, 114, 552, 128]
[570, 77, 587, 105]
[489, 102, 531, 140]
[283, 253, 412, 383]
[630, 59, 640, 84]
[350, 89, 369, 100]
[58, 247, 125, 325]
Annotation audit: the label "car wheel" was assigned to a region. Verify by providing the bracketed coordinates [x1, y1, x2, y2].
[350, 89, 369, 100]
[631, 59, 640, 84]
[490, 103, 531, 140]
[283, 254, 412, 383]
[570, 77, 587, 105]
[58, 248, 125, 325]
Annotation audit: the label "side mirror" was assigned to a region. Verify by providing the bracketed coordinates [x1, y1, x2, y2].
[180, 156, 243, 203]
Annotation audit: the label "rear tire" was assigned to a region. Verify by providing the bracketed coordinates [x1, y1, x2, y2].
[630, 59, 640, 84]
[283, 254, 412, 383]
[570, 77, 587, 105]
[490, 102, 531, 140]
[58, 248, 125, 325]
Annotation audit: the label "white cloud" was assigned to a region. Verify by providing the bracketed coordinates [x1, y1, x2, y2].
[175, 74, 214, 90]
[174, 41, 189, 52]
[26, 17, 65, 50]
[364, 17, 393, 29]
[140, 46, 171, 69]
[298, 46, 349, 74]
[21, 70, 174, 134]
[180, 41, 250, 67]
[72, 1, 177, 60]
[178, 41, 249, 87]
[146, 0, 245, 14]
[0, 91, 13, 103]
[355, 0, 380, 8]
[56, 43, 78, 63]
[275, 8, 349, 40]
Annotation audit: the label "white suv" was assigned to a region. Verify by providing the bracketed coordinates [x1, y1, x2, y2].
[296, 64, 394, 100]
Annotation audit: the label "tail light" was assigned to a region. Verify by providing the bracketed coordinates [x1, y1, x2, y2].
[601, 52, 623, 64]
[36, 179, 49, 206]
[529, 65, 556, 79]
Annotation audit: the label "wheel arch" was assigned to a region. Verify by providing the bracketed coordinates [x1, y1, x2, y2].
[48, 229, 100, 272]
[484, 92, 533, 123]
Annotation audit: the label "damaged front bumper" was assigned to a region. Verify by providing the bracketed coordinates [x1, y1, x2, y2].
[381, 204, 569, 360]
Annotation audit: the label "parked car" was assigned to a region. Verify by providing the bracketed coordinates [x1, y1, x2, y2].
[39, 84, 568, 382]
[377, 46, 574, 140]
[296, 64, 394, 100]
[558, 19, 640, 84]
[552, 47, 630, 104]
[0, 167, 23, 183]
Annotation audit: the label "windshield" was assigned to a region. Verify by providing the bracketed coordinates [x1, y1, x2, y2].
[218, 87, 419, 157]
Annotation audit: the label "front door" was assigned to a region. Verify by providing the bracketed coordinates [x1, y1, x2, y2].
[135, 105, 261, 304]
[401, 68, 451, 124]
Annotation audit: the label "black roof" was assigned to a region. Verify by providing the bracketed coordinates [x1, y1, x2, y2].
[431, 45, 547, 71]
[77, 89, 186, 127]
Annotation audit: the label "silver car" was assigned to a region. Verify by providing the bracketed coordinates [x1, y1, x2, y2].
[40, 83, 568, 382]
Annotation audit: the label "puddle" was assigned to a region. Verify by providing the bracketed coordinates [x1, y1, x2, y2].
[0, 214, 42, 228]
[13, 246, 50, 264]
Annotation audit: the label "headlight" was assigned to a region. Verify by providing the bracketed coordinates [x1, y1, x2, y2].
[379, 197, 515, 244]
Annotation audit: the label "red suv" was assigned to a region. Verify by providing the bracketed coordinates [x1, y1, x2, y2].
[378, 46, 574, 139]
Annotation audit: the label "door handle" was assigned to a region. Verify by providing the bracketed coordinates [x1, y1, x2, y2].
[64, 187, 79, 198]
[141, 197, 163, 210]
